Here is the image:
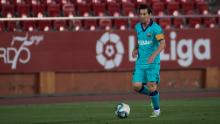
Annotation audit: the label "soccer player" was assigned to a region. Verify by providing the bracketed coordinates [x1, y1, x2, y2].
[132, 4, 166, 118]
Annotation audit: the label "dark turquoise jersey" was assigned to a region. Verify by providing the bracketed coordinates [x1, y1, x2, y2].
[135, 19, 165, 68]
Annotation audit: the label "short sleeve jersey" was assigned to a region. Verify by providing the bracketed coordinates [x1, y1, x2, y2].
[135, 19, 165, 67]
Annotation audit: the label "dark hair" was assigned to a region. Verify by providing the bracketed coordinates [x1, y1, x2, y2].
[138, 4, 152, 14]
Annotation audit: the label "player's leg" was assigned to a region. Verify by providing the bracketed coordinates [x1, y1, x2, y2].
[148, 83, 160, 110]
[146, 67, 160, 117]
[132, 83, 150, 95]
[132, 67, 150, 95]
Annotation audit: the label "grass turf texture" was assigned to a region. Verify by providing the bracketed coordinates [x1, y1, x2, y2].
[0, 98, 220, 124]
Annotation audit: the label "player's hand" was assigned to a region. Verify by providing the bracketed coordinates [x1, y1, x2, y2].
[148, 54, 156, 64]
[132, 49, 138, 58]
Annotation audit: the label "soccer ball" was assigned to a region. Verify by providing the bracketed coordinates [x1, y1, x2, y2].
[115, 103, 130, 118]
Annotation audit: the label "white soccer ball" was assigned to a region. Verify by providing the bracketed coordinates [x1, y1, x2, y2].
[115, 103, 130, 118]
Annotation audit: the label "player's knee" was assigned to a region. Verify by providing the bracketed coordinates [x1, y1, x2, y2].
[132, 83, 142, 92]
[147, 83, 157, 92]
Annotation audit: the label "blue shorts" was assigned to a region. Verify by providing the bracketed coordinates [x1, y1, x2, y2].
[132, 64, 160, 84]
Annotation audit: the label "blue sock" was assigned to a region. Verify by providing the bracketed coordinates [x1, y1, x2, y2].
[138, 85, 150, 96]
[150, 91, 160, 110]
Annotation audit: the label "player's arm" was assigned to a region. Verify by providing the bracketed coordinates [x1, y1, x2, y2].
[148, 39, 166, 64]
[132, 31, 139, 58]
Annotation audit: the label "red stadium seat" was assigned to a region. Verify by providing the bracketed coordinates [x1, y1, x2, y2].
[107, 2, 120, 16]
[114, 19, 128, 30]
[166, 1, 180, 15]
[83, 19, 97, 30]
[181, 1, 194, 14]
[53, 20, 67, 31]
[203, 17, 216, 28]
[62, 3, 75, 16]
[31, 3, 46, 17]
[188, 17, 202, 28]
[134, 0, 151, 10]
[6, 21, 17, 32]
[130, 18, 139, 29]
[77, 2, 91, 16]
[68, 20, 82, 31]
[0, 2, 1, 12]
[173, 18, 184, 28]
[38, 21, 52, 31]
[99, 19, 112, 30]
[218, 10, 220, 25]
[23, 0, 32, 5]
[152, 2, 165, 15]
[39, 0, 48, 5]
[122, 2, 135, 16]
[16, 3, 30, 17]
[21, 21, 36, 31]
[196, 1, 208, 14]
[218, 16, 220, 25]
[92, 2, 106, 16]
[1, 4, 15, 17]
[151, 0, 161, 3]
[0, 22, 5, 32]
[158, 18, 171, 29]
[47, 3, 61, 17]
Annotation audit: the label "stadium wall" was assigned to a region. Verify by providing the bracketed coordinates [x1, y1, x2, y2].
[0, 29, 220, 96]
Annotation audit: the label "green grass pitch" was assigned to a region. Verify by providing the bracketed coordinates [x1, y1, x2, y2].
[0, 98, 220, 124]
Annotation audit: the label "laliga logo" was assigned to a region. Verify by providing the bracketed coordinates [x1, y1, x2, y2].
[96, 32, 124, 70]
[0, 33, 44, 69]
[160, 31, 211, 67]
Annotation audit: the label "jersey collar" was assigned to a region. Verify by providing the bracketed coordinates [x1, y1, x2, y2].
[141, 19, 153, 32]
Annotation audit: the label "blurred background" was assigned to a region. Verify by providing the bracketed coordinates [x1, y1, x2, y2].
[0, 0, 219, 98]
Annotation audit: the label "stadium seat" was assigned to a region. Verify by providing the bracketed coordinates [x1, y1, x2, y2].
[130, 18, 139, 29]
[53, 20, 67, 31]
[62, 3, 75, 16]
[158, 18, 171, 29]
[173, 17, 184, 28]
[92, 2, 106, 16]
[31, 2, 46, 17]
[6, 21, 17, 32]
[1, 4, 15, 17]
[16, 3, 30, 17]
[166, 1, 180, 15]
[99, 19, 112, 30]
[77, 2, 91, 16]
[47, 3, 61, 17]
[218, 10, 220, 25]
[152, 2, 165, 15]
[151, 0, 163, 7]
[21, 21, 36, 31]
[107, 2, 121, 16]
[0, 22, 5, 31]
[83, 19, 97, 31]
[68, 20, 82, 31]
[38, 20, 52, 31]
[203, 17, 216, 28]
[122, 2, 135, 16]
[181, 0, 194, 14]
[188, 17, 202, 28]
[114, 19, 128, 30]
[0, 2, 1, 12]
[196, 1, 208, 14]
[173, 18, 184, 28]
